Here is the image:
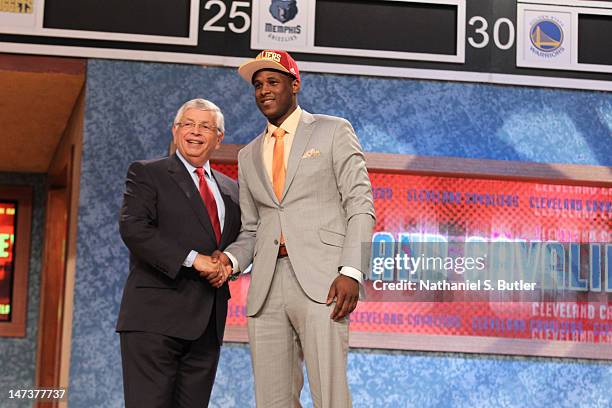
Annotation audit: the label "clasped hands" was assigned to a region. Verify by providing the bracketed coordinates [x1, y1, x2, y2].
[194, 251, 358, 318]
[193, 250, 233, 288]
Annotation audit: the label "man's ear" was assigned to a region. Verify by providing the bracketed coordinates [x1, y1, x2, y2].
[171, 125, 178, 144]
[214, 131, 225, 150]
[292, 79, 301, 94]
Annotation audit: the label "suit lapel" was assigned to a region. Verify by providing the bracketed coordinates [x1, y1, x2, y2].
[252, 132, 280, 205]
[167, 155, 217, 244]
[281, 111, 315, 201]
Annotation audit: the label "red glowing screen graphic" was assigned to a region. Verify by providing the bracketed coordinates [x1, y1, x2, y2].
[213, 163, 612, 359]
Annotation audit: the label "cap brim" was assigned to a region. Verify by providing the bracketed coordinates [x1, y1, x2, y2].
[238, 59, 293, 83]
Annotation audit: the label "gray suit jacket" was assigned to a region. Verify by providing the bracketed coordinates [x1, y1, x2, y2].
[227, 111, 375, 316]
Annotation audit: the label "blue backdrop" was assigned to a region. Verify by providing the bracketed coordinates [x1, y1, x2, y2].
[67, 59, 611, 407]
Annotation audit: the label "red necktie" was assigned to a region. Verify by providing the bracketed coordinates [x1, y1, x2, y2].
[195, 167, 221, 244]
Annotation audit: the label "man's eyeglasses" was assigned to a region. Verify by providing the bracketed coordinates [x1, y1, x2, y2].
[177, 121, 218, 133]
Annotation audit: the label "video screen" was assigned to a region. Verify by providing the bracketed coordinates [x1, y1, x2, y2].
[213, 162, 612, 359]
[0, 202, 17, 322]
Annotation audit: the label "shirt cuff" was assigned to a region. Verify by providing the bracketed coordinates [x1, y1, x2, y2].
[224, 251, 240, 273]
[340, 266, 363, 285]
[183, 250, 198, 267]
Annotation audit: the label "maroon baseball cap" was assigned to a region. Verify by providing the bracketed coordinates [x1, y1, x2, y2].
[238, 50, 300, 83]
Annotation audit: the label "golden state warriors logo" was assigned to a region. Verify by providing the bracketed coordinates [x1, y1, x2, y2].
[530, 19, 563, 52]
[529, 16, 565, 58]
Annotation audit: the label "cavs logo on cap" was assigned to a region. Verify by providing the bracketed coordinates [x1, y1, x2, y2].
[257, 50, 282, 63]
[269, 0, 298, 24]
[238, 50, 301, 82]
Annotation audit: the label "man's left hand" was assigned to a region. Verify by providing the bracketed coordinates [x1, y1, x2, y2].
[193, 253, 228, 288]
[207, 250, 233, 285]
[326, 275, 359, 321]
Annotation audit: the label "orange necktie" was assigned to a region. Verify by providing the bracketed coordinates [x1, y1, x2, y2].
[272, 128, 286, 244]
[272, 128, 286, 200]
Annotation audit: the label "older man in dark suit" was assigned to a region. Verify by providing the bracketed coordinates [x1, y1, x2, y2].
[116, 98, 240, 408]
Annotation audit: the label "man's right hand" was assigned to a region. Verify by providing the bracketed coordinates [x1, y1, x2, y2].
[193, 253, 228, 288]
[211, 250, 234, 281]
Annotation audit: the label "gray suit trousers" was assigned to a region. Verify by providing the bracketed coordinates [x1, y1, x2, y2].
[248, 257, 351, 408]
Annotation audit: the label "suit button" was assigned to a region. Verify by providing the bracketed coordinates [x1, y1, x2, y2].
[274, 239, 279, 245]
[279, 206, 284, 211]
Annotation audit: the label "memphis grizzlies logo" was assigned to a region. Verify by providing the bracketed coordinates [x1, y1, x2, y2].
[269, 0, 298, 24]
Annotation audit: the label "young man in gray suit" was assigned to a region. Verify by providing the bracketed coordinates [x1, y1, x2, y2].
[218, 50, 375, 407]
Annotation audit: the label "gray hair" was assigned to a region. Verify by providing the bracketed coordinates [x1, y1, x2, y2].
[173, 98, 225, 133]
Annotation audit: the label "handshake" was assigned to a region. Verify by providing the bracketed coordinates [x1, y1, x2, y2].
[193, 250, 234, 288]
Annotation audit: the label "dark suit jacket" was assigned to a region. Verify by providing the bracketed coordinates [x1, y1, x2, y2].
[116, 154, 240, 343]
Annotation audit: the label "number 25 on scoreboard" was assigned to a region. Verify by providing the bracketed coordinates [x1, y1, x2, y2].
[203, 0, 251, 34]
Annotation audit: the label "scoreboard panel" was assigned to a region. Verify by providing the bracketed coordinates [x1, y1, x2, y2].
[314, 1, 459, 57]
[517, 0, 612, 74]
[43, 0, 192, 37]
[0, 0, 611, 91]
[0, 0, 199, 45]
[263, 0, 465, 63]
[578, 13, 612, 66]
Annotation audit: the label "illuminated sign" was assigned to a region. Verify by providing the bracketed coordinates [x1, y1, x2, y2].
[0, 0, 32, 14]
[0, 202, 16, 322]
